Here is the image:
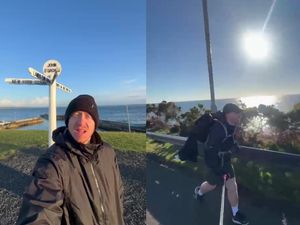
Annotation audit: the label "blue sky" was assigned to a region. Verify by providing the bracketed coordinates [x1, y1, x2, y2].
[0, 0, 145, 107]
[147, 0, 300, 103]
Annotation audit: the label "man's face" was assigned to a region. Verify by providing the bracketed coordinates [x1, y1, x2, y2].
[226, 112, 242, 126]
[68, 111, 95, 144]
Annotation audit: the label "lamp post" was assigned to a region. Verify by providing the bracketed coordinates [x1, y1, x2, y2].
[202, 0, 217, 113]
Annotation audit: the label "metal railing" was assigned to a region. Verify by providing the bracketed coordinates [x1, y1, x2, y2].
[147, 132, 300, 166]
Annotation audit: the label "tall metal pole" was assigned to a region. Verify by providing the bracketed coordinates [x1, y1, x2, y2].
[126, 105, 131, 132]
[48, 79, 57, 146]
[202, 0, 217, 113]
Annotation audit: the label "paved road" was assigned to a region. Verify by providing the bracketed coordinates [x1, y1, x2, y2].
[146, 159, 299, 225]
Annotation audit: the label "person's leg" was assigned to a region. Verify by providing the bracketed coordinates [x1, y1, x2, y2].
[195, 168, 218, 197]
[225, 177, 239, 213]
[198, 181, 216, 195]
[225, 165, 249, 225]
[224, 164, 239, 214]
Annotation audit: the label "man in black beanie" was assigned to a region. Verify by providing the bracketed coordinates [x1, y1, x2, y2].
[194, 103, 249, 225]
[16, 94, 124, 225]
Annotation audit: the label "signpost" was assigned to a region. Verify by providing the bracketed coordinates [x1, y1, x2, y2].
[5, 60, 72, 146]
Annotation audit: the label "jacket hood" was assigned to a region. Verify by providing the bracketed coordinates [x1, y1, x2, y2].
[52, 126, 104, 161]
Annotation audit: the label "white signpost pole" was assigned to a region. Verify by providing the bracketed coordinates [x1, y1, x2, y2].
[43, 60, 62, 146]
[48, 79, 57, 146]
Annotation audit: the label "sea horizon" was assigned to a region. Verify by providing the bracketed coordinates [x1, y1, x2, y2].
[0, 104, 145, 130]
[148, 93, 300, 113]
[0, 103, 145, 109]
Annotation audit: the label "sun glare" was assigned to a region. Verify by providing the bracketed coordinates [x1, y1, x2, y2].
[242, 32, 270, 60]
[240, 95, 277, 108]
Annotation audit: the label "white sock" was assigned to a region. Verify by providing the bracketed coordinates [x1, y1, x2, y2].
[197, 189, 204, 196]
[232, 205, 239, 216]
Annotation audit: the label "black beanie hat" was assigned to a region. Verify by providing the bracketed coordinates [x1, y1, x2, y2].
[65, 95, 99, 128]
[223, 103, 242, 115]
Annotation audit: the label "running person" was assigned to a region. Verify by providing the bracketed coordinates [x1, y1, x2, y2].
[194, 103, 249, 225]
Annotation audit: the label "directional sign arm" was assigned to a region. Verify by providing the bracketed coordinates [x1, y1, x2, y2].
[56, 82, 72, 93]
[28, 67, 72, 93]
[28, 67, 52, 84]
[5, 78, 48, 85]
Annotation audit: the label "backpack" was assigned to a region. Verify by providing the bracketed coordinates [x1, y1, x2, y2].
[178, 112, 222, 162]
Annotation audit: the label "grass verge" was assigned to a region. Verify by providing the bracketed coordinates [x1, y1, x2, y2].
[0, 130, 145, 160]
[146, 138, 206, 177]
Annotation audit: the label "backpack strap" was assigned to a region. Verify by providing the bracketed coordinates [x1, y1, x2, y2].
[214, 119, 228, 141]
[204, 118, 228, 146]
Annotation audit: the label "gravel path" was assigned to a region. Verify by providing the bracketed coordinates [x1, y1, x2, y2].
[0, 148, 146, 225]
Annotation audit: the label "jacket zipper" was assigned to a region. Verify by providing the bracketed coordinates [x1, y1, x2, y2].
[91, 164, 106, 224]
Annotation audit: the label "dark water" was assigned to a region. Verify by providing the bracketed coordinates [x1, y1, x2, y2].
[0, 104, 145, 130]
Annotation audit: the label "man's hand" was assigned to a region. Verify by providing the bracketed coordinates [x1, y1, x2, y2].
[223, 173, 231, 181]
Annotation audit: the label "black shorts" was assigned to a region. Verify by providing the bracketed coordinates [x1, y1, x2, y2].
[205, 164, 235, 186]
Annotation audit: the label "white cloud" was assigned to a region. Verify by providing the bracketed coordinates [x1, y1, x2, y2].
[0, 99, 14, 107]
[0, 97, 49, 107]
[30, 97, 49, 106]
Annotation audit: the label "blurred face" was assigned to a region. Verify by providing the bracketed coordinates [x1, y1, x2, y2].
[68, 111, 95, 144]
[225, 112, 242, 126]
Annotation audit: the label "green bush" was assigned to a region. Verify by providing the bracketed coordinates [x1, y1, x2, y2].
[234, 158, 300, 204]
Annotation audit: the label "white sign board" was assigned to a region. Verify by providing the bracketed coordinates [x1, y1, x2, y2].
[43, 59, 62, 80]
[5, 78, 47, 85]
[56, 82, 72, 93]
[28, 67, 52, 84]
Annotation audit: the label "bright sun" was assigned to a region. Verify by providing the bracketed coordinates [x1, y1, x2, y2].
[242, 32, 270, 60]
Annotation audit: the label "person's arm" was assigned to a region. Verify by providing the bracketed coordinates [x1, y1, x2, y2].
[16, 157, 64, 225]
[114, 155, 124, 211]
[113, 154, 125, 225]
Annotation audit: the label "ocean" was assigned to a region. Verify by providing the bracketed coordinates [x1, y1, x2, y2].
[174, 94, 300, 113]
[0, 104, 145, 130]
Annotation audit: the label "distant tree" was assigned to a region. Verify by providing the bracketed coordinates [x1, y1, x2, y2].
[293, 102, 300, 111]
[157, 101, 180, 121]
[237, 100, 247, 110]
[179, 104, 207, 136]
[258, 104, 289, 131]
[157, 101, 167, 114]
[287, 102, 300, 123]
[146, 104, 157, 113]
[240, 107, 259, 127]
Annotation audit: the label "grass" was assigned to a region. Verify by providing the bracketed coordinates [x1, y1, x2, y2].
[0, 130, 145, 160]
[0, 130, 48, 159]
[101, 131, 146, 152]
[146, 138, 206, 176]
